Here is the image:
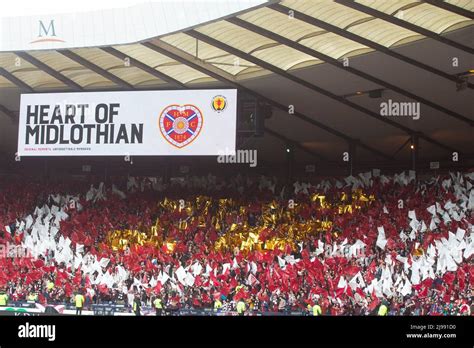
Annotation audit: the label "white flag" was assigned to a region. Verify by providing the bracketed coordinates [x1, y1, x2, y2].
[99, 258, 110, 268]
[277, 256, 286, 268]
[25, 215, 34, 230]
[456, 228, 466, 241]
[427, 205, 436, 215]
[175, 266, 187, 285]
[232, 257, 239, 270]
[250, 262, 257, 275]
[400, 279, 412, 296]
[376, 226, 387, 250]
[337, 276, 347, 289]
[112, 185, 127, 199]
[192, 262, 202, 276]
[149, 276, 158, 288]
[185, 273, 195, 287]
[160, 272, 170, 285]
[222, 263, 231, 274]
[76, 244, 84, 254]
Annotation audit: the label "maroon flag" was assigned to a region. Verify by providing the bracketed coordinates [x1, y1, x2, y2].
[367, 295, 380, 312]
[32, 259, 44, 268]
[355, 288, 365, 298]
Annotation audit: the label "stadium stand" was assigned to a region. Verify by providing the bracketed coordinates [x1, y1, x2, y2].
[0, 170, 472, 316]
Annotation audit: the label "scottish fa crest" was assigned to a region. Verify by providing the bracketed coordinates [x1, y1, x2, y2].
[211, 95, 227, 113]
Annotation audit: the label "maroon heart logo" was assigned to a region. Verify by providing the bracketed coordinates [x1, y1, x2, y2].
[159, 104, 203, 148]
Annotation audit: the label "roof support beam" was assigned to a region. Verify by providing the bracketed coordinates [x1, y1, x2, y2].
[100, 47, 187, 88]
[58, 50, 135, 89]
[265, 127, 333, 163]
[186, 30, 460, 154]
[227, 17, 473, 127]
[145, 40, 238, 82]
[104, 44, 329, 163]
[0, 104, 16, 120]
[392, 136, 412, 158]
[142, 40, 392, 160]
[334, 0, 474, 54]
[0, 67, 34, 92]
[269, 4, 473, 89]
[422, 0, 474, 19]
[14, 52, 83, 91]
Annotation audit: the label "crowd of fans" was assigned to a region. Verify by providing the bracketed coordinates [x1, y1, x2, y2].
[0, 171, 472, 316]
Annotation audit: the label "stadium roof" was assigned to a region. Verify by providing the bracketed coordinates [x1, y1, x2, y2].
[0, 0, 473, 167]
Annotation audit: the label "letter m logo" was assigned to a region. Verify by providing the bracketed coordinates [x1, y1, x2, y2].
[39, 20, 56, 37]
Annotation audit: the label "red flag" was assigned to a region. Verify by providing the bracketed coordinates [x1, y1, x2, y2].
[202, 292, 211, 304]
[248, 274, 257, 286]
[25, 274, 33, 285]
[418, 286, 428, 298]
[73, 272, 81, 286]
[325, 232, 332, 245]
[443, 273, 455, 284]
[220, 283, 230, 297]
[98, 284, 109, 294]
[234, 289, 244, 301]
[335, 287, 345, 298]
[154, 283, 162, 294]
[367, 297, 380, 311]
[344, 265, 360, 277]
[356, 288, 365, 298]
[368, 294, 380, 311]
[210, 272, 219, 287]
[14, 232, 23, 245]
[458, 269, 466, 290]
[442, 293, 451, 303]
[84, 275, 91, 288]
[64, 283, 73, 297]
[43, 266, 55, 273]
[33, 259, 44, 269]
[301, 249, 310, 260]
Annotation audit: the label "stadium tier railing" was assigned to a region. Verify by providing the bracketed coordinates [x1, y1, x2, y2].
[0, 301, 307, 316]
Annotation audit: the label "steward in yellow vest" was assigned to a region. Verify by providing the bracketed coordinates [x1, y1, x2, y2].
[153, 297, 163, 316]
[0, 292, 8, 306]
[312, 304, 322, 316]
[133, 296, 141, 316]
[214, 299, 223, 312]
[75, 293, 85, 315]
[27, 293, 38, 302]
[378, 304, 388, 316]
[236, 300, 246, 316]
